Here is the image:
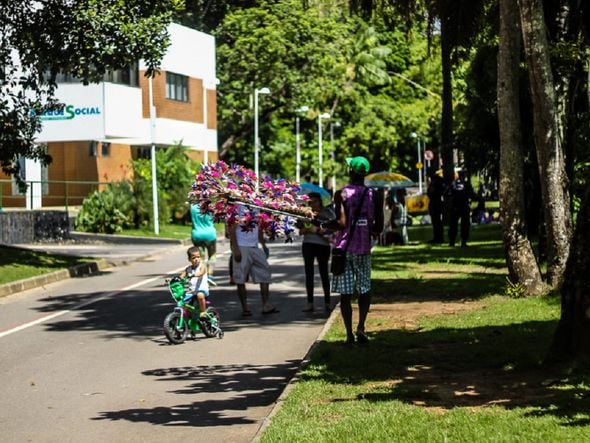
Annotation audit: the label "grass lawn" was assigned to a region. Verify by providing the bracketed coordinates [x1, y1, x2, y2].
[0, 246, 94, 286]
[261, 223, 590, 442]
[116, 223, 192, 240]
[115, 222, 225, 240]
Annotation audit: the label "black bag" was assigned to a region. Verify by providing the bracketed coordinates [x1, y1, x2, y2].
[330, 248, 346, 275]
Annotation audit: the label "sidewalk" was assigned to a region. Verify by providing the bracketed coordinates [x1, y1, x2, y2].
[0, 232, 203, 298]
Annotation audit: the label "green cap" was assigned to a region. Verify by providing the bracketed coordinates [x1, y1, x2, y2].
[346, 156, 370, 176]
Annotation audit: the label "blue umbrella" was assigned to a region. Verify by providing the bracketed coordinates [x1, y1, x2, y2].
[299, 183, 332, 205]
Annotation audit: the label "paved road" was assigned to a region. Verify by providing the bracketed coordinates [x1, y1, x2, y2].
[0, 238, 333, 442]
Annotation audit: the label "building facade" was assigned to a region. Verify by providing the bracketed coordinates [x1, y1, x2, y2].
[0, 23, 217, 209]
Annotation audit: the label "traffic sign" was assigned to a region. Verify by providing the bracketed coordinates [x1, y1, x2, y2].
[424, 150, 434, 161]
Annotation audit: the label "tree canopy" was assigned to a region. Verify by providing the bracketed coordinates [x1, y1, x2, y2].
[215, 0, 441, 186]
[0, 0, 183, 177]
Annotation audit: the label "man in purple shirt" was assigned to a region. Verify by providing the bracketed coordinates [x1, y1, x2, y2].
[331, 156, 384, 345]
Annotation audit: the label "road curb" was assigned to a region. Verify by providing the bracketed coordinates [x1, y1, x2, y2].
[0, 236, 224, 299]
[252, 302, 341, 442]
[69, 232, 186, 245]
[0, 259, 110, 299]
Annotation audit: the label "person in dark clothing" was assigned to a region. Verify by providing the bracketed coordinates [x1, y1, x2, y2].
[297, 192, 335, 313]
[427, 171, 445, 244]
[448, 170, 476, 247]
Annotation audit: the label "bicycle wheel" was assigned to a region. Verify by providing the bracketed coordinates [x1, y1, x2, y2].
[163, 311, 188, 344]
[201, 308, 221, 338]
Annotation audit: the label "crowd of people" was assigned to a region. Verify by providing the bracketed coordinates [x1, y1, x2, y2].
[183, 155, 383, 346]
[185, 156, 491, 346]
[426, 169, 498, 247]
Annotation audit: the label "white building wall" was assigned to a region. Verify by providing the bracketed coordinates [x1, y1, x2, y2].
[103, 83, 143, 139]
[35, 23, 217, 150]
[141, 23, 216, 84]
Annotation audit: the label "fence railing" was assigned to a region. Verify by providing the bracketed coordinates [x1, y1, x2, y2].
[0, 179, 114, 212]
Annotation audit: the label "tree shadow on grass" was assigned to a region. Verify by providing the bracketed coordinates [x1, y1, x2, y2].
[93, 360, 300, 427]
[371, 273, 507, 302]
[305, 319, 590, 427]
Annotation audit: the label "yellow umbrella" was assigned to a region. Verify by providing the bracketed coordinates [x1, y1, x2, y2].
[364, 171, 414, 188]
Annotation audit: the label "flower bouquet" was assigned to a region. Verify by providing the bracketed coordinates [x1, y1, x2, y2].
[188, 161, 315, 238]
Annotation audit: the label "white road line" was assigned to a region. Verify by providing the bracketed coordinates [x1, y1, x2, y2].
[0, 266, 185, 339]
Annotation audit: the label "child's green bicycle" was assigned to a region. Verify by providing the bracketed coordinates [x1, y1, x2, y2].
[163, 276, 224, 344]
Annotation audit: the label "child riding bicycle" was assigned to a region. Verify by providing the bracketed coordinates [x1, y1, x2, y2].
[179, 246, 211, 319]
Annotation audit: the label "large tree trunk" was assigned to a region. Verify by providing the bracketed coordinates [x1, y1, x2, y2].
[497, 0, 547, 295]
[440, 13, 455, 182]
[518, 0, 572, 289]
[548, 183, 590, 363]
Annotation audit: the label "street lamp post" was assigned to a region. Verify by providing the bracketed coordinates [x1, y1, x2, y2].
[295, 106, 309, 183]
[318, 112, 330, 187]
[254, 87, 270, 191]
[330, 120, 341, 193]
[148, 76, 159, 235]
[203, 82, 208, 165]
[411, 132, 423, 194]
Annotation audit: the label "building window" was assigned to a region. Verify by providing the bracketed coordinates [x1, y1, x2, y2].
[11, 157, 26, 195]
[89, 141, 97, 157]
[48, 63, 139, 87]
[103, 63, 139, 87]
[101, 142, 111, 157]
[166, 72, 189, 102]
[136, 147, 151, 159]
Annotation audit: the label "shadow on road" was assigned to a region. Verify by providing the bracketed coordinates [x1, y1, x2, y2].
[92, 360, 301, 427]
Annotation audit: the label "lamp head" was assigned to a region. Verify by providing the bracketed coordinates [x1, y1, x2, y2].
[319, 112, 331, 119]
[410, 132, 418, 139]
[257, 87, 271, 94]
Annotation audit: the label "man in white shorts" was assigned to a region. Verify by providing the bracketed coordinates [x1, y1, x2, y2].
[228, 206, 278, 317]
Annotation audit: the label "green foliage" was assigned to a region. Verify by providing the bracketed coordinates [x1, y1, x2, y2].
[215, 1, 441, 184]
[75, 145, 197, 232]
[216, 1, 351, 172]
[0, 0, 183, 178]
[505, 277, 527, 299]
[131, 145, 199, 225]
[75, 183, 133, 234]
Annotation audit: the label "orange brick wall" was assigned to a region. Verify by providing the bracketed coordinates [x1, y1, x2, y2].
[185, 150, 219, 165]
[95, 143, 134, 184]
[140, 70, 206, 124]
[0, 170, 25, 208]
[206, 88, 217, 130]
[43, 142, 133, 206]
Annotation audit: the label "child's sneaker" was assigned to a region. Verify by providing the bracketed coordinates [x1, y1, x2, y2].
[207, 276, 218, 287]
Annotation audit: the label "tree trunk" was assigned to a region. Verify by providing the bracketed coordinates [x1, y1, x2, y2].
[497, 0, 547, 295]
[518, 0, 572, 289]
[440, 13, 455, 182]
[549, 183, 590, 364]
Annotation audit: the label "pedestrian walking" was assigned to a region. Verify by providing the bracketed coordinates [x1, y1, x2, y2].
[297, 192, 335, 313]
[448, 169, 476, 247]
[329, 156, 384, 345]
[228, 205, 278, 317]
[427, 171, 445, 244]
[190, 202, 217, 285]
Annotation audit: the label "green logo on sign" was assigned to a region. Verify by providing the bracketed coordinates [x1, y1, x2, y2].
[39, 105, 101, 121]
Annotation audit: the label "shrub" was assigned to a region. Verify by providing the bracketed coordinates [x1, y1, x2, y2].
[75, 183, 133, 233]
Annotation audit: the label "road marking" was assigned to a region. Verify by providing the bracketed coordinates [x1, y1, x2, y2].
[0, 266, 185, 339]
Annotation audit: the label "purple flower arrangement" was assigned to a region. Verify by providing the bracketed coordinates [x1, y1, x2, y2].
[188, 161, 314, 238]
